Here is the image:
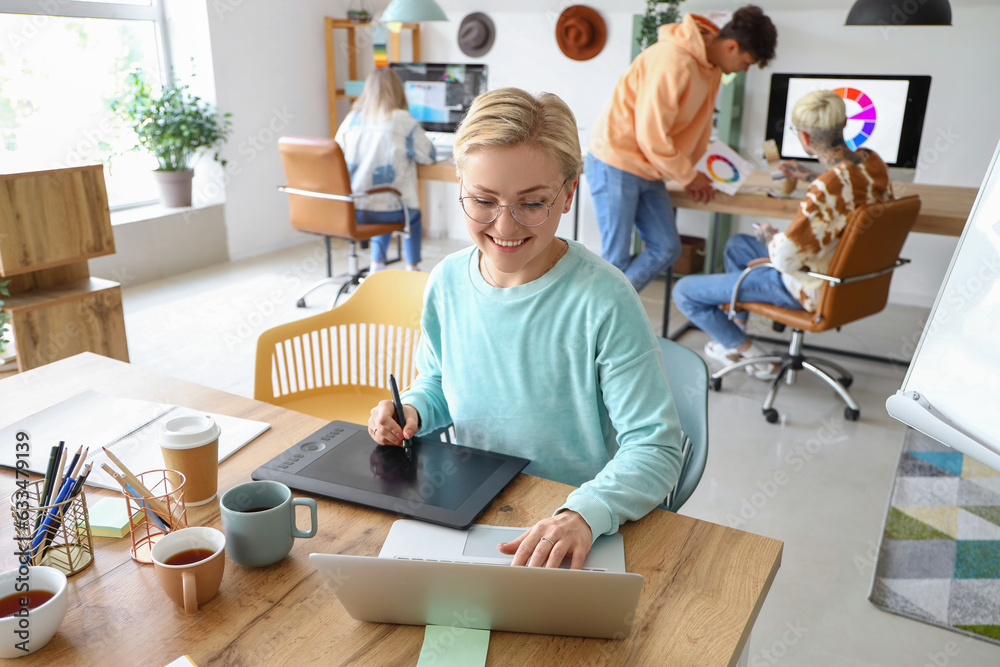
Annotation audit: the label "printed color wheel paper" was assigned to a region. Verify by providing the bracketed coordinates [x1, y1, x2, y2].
[694, 140, 754, 196]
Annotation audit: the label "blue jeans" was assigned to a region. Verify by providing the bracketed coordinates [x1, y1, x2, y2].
[672, 234, 804, 349]
[355, 208, 422, 265]
[584, 153, 681, 293]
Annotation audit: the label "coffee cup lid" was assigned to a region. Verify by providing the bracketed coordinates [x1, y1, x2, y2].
[158, 414, 221, 449]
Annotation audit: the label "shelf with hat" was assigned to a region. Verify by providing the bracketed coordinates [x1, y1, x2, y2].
[324, 17, 421, 133]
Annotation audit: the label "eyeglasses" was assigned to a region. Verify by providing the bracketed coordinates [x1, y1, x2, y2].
[458, 179, 568, 228]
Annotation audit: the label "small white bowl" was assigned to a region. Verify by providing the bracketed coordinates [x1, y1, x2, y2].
[0, 565, 69, 658]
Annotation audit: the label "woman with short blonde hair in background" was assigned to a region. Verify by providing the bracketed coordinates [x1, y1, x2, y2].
[335, 67, 435, 272]
[368, 88, 684, 569]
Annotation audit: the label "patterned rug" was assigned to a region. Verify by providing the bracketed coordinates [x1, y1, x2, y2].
[869, 428, 1000, 645]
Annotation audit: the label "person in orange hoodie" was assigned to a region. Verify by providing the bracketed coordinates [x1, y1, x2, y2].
[585, 6, 777, 293]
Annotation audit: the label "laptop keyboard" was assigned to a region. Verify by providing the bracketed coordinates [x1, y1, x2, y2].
[391, 555, 607, 572]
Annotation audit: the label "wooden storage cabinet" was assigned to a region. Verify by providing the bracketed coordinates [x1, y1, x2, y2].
[324, 17, 420, 133]
[0, 165, 129, 373]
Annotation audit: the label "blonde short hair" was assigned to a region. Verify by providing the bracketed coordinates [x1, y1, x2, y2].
[791, 90, 847, 139]
[453, 88, 582, 181]
[352, 68, 408, 121]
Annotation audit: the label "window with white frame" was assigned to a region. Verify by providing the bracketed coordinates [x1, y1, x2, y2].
[0, 0, 168, 208]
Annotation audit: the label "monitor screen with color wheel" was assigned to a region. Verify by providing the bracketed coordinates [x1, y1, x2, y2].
[765, 73, 931, 168]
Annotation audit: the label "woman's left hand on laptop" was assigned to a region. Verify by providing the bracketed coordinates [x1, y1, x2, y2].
[498, 510, 592, 569]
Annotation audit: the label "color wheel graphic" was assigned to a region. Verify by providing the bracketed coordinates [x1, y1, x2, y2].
[833, 87, 877, 150]
[706, 155, 740, 183]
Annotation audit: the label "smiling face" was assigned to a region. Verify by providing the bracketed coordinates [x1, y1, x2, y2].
[460, 144, 576, 287]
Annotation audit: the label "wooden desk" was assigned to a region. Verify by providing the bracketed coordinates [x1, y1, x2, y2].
[0, 354, 782, 666]
[665, 171, 976, 237]
[419, 162, 977, 237]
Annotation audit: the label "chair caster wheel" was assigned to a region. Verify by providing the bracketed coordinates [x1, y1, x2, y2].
[710, 377, 722, 391]
[845, 407, 860, 421]
[296, 298, 307, 308]
[838, 376, 853, 388]
[763, 408, 779, 424]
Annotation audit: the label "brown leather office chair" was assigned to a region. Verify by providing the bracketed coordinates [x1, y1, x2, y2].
[711, 195, 922, 423]
[278, 136, 409, 309]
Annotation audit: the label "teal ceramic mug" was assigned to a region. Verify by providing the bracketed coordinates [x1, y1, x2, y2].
[220, 480, 317, 567]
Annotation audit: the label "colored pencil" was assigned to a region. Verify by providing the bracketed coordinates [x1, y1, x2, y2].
[33, 443, 62, 533]
[63, 445, 82, 485]
[48, 447, 68, 509]
[31, 475, 76, 564]
[100, 462, 172, 530]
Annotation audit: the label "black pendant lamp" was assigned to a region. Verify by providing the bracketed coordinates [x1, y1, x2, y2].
[846, 0, 952, 26]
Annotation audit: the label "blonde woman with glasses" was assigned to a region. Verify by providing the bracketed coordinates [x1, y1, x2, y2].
[368, 88, 683, 570]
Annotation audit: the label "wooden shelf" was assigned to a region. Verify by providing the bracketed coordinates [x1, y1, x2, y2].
[324, 17, 421, 134]
[2, 277, 122, 314]
[0, 166, 129, 373]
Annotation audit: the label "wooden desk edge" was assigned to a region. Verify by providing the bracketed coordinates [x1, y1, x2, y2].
[730, 540, 783, 667]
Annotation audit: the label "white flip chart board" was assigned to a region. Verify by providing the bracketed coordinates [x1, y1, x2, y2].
[886, 139, 1000, 471]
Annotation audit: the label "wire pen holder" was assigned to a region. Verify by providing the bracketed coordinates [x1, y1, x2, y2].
[11, 480, 94, 576]
[123, 469, 187, 564]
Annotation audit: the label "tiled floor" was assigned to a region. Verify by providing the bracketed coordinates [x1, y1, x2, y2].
[120, 237, 1000, 665]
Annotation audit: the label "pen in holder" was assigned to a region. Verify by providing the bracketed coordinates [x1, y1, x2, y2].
[123, 469, 188, 564]
[11, 480, 94, 576]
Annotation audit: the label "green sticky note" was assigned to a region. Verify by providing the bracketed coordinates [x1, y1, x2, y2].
[417, 625, 489, 667]
[87, 497, 133, 538]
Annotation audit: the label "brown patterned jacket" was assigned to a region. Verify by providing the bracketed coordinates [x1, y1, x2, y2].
[767, 148, 894, 311]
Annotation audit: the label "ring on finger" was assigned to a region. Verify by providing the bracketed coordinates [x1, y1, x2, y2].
[539, 536, 554, 547]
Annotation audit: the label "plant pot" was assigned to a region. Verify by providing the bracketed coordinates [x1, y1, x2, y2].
[153, 169, 194, 207]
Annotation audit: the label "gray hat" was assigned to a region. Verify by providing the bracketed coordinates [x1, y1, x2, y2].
[458, 12, 495, 58]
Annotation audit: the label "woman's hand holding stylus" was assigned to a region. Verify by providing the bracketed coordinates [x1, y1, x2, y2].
[369, 400, 419, 447]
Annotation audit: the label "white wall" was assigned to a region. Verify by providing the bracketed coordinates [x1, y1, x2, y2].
[206, 0, 348, 261]
[200, 0, 1000, 306]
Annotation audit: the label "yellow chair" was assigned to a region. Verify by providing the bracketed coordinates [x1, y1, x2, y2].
[254, 270, 429, 423]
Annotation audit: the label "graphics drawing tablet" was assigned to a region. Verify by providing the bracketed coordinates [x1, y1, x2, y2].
[251, 421, 529, 529]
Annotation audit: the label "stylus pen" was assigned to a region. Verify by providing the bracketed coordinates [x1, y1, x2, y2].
[389, 374, 413, 461]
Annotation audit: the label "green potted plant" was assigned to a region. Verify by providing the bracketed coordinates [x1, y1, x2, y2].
[346, 8, 372, 23]
[111, 70, 232, 207]
[636, 0, 684, 52]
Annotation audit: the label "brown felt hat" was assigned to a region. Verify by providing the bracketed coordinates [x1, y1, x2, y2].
[458, 12, 495, 58]
[556, 5, 606, 62]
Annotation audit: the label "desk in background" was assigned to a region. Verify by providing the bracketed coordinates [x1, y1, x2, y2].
[420, 163, 977, 338]
[666, 171, 977, 238]
[0, 353, 782, 666]
[419, 162, 977, 237]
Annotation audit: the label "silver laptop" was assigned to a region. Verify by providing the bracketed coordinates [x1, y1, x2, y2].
[310, 521, 644, 639]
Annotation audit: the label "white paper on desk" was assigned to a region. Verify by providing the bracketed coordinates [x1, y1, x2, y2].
[0, 390, 270, 491]
[694, 140, 755, 196]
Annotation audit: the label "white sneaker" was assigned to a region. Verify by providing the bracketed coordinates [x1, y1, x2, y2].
[704, 341, 744, 366]
[740, 341, 781, 381]
[369, 261, 386, 274]
[704, 340, 780, 381]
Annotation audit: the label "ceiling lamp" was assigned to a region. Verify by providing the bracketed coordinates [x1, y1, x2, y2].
[379, 0, 448, 23]
[846, 0, 952, 26]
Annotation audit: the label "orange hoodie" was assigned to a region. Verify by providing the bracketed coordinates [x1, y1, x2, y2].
[589, 14, 721, 186]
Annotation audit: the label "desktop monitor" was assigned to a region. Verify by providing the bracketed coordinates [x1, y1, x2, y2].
[765, 73, 932, 168]
[388, 62, 488, 133]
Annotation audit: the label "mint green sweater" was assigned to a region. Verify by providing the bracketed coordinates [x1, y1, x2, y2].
[403, 240, 683, 541]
